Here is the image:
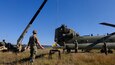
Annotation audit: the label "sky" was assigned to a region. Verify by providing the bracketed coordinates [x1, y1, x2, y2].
[0, 0, 115, 45]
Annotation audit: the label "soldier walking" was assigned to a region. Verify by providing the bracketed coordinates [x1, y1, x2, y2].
[26, 30, 44, 63]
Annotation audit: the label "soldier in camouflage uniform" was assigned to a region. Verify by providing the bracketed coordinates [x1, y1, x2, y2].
[26, 30, 44, 62]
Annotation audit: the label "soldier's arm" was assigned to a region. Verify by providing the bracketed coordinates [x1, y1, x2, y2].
[36, 36, 44, 49]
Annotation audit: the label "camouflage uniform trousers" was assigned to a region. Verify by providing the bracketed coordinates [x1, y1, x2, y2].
[30, 46, 37, 62]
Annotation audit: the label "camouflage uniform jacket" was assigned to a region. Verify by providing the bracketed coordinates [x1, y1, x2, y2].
[28, 35, 38, 49]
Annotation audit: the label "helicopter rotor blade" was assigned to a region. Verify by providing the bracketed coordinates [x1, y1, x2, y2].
[100, 22, 115, 28]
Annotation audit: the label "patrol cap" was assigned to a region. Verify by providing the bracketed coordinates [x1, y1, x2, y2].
[33, 30, 37, 34]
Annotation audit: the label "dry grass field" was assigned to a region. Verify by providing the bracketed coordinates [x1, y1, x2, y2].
[0, 49, 115, 65]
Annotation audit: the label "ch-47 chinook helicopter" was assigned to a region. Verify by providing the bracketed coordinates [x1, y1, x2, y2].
[55, 22, 115, 54]
[0, 0, 47, 53]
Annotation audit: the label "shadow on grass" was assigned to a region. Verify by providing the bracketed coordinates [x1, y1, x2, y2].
[0, 53, 48, 65]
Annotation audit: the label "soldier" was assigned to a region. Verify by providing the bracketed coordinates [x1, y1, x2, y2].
[49, 42, 61, 59]
[26, 30, 44, 63]
[2, 39, 6, 46]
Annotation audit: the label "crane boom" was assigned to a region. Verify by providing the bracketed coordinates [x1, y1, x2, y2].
[17, 0, 47, 49]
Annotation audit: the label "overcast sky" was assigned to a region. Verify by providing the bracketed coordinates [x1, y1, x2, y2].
[0, 0, 115, 45]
